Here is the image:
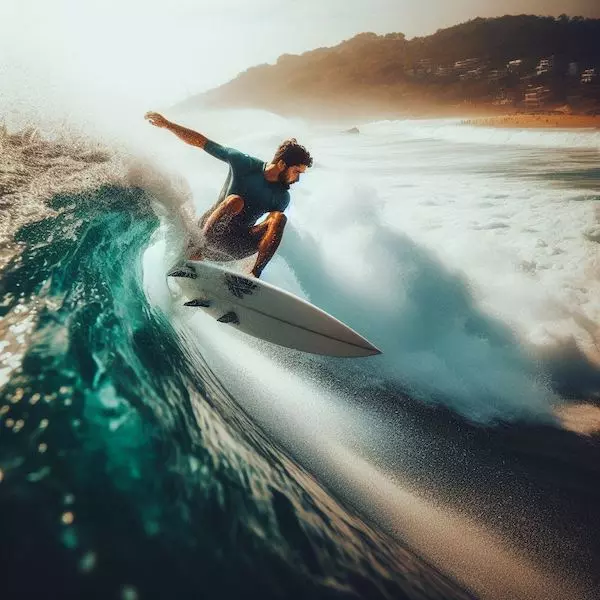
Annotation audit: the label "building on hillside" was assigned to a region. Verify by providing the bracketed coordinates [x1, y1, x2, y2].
[454, 58, 481, 73]
[507, 59, 523, 73]
[523, 86, 551, 109]
[435, 66, 453, 78]
[458, 67, 484, 81]
[581, 69, 598, 84]
[488, 69, 507, 83]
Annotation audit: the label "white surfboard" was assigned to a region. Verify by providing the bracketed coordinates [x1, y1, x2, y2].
[167, 261, 381, 358]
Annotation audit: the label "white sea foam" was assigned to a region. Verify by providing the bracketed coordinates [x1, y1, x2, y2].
[135, 108, 600, 423]
[141, 108, 600, 599]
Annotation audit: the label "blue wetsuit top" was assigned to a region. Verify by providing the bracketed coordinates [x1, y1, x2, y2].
[201, 140, 291, 227]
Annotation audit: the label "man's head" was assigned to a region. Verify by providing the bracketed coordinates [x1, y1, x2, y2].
[272, 138, 313, 185]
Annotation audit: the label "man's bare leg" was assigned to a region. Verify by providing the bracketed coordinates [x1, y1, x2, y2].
[188, 195, 245, 261]
[250, 212, 287, 278]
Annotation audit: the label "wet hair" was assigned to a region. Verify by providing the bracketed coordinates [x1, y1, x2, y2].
[273, 138, 313, 168]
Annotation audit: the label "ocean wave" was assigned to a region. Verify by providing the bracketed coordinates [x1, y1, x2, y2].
[0, 128, 473, 600]
[364, 118, 600, 149]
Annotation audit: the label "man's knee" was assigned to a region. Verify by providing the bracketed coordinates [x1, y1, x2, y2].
[224, 194, 245, 215]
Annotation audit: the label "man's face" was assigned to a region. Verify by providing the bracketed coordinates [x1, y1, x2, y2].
[278, 162, 307, 185]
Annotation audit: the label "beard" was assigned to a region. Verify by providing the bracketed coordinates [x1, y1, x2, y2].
[278, 170, 292, 187]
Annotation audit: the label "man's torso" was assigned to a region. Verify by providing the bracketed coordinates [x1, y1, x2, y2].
[200, 141, 290, 228]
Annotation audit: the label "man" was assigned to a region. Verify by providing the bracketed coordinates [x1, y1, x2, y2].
[144, 111, 313, 278]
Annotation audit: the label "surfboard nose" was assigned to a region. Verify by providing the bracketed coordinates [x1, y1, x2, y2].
[342, 334, 382, 357]
[364, 343, 382, 357]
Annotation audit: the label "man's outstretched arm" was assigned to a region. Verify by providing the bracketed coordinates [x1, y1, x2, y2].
[144, 111, 209, 149]
[145, 111, 234, 162]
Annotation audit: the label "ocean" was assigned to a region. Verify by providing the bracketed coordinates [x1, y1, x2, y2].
[1, 109, 599, 600]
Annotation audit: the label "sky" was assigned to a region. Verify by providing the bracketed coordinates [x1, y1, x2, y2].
[1, 0, 599, 116]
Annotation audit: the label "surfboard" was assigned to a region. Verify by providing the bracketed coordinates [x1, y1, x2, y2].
[167, 261, 381, 358]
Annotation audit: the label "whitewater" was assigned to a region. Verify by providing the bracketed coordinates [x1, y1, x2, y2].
[1, 107, 599, 600]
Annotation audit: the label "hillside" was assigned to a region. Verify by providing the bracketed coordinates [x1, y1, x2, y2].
[179, 15, 600, 119]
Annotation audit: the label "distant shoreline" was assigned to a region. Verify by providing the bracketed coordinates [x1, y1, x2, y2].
[460, 113, 600, 129]
[191, 99, 600, 130]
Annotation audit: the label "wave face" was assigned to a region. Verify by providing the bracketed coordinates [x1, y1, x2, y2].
[0, 130, 471, 600]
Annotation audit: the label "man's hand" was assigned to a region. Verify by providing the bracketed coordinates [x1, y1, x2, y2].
[144, 111, 170, 128]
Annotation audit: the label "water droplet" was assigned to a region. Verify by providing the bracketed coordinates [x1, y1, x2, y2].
[62, 527, 78, 549]
[27, 466, 51, 482]
[121, 585, 139, 600]
[79, 551, 97, 573]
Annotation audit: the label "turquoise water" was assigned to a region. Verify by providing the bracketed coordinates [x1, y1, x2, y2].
[0, 180, 470, 599]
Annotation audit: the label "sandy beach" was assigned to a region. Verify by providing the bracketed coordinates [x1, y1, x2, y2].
[462, 113, 600, 129]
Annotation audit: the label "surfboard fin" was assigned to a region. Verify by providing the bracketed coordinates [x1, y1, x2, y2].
[217, 311, 239, 325]
[168, 266, 197, 279]
[184, 299, 211, 308]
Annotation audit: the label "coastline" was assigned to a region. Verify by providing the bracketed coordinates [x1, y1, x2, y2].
[189, 98, 600, 130]
[461, 113, 600, 129]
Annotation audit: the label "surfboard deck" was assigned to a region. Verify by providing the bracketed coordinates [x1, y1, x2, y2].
[167, 261, 381, 358]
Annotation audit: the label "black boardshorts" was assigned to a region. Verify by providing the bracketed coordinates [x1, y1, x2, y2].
[194, 215, 261, 262]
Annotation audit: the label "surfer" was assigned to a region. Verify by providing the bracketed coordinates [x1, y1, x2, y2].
[144, 111, 313, 278]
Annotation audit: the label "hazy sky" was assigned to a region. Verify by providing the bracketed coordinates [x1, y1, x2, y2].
[1, 0, 599, 113]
